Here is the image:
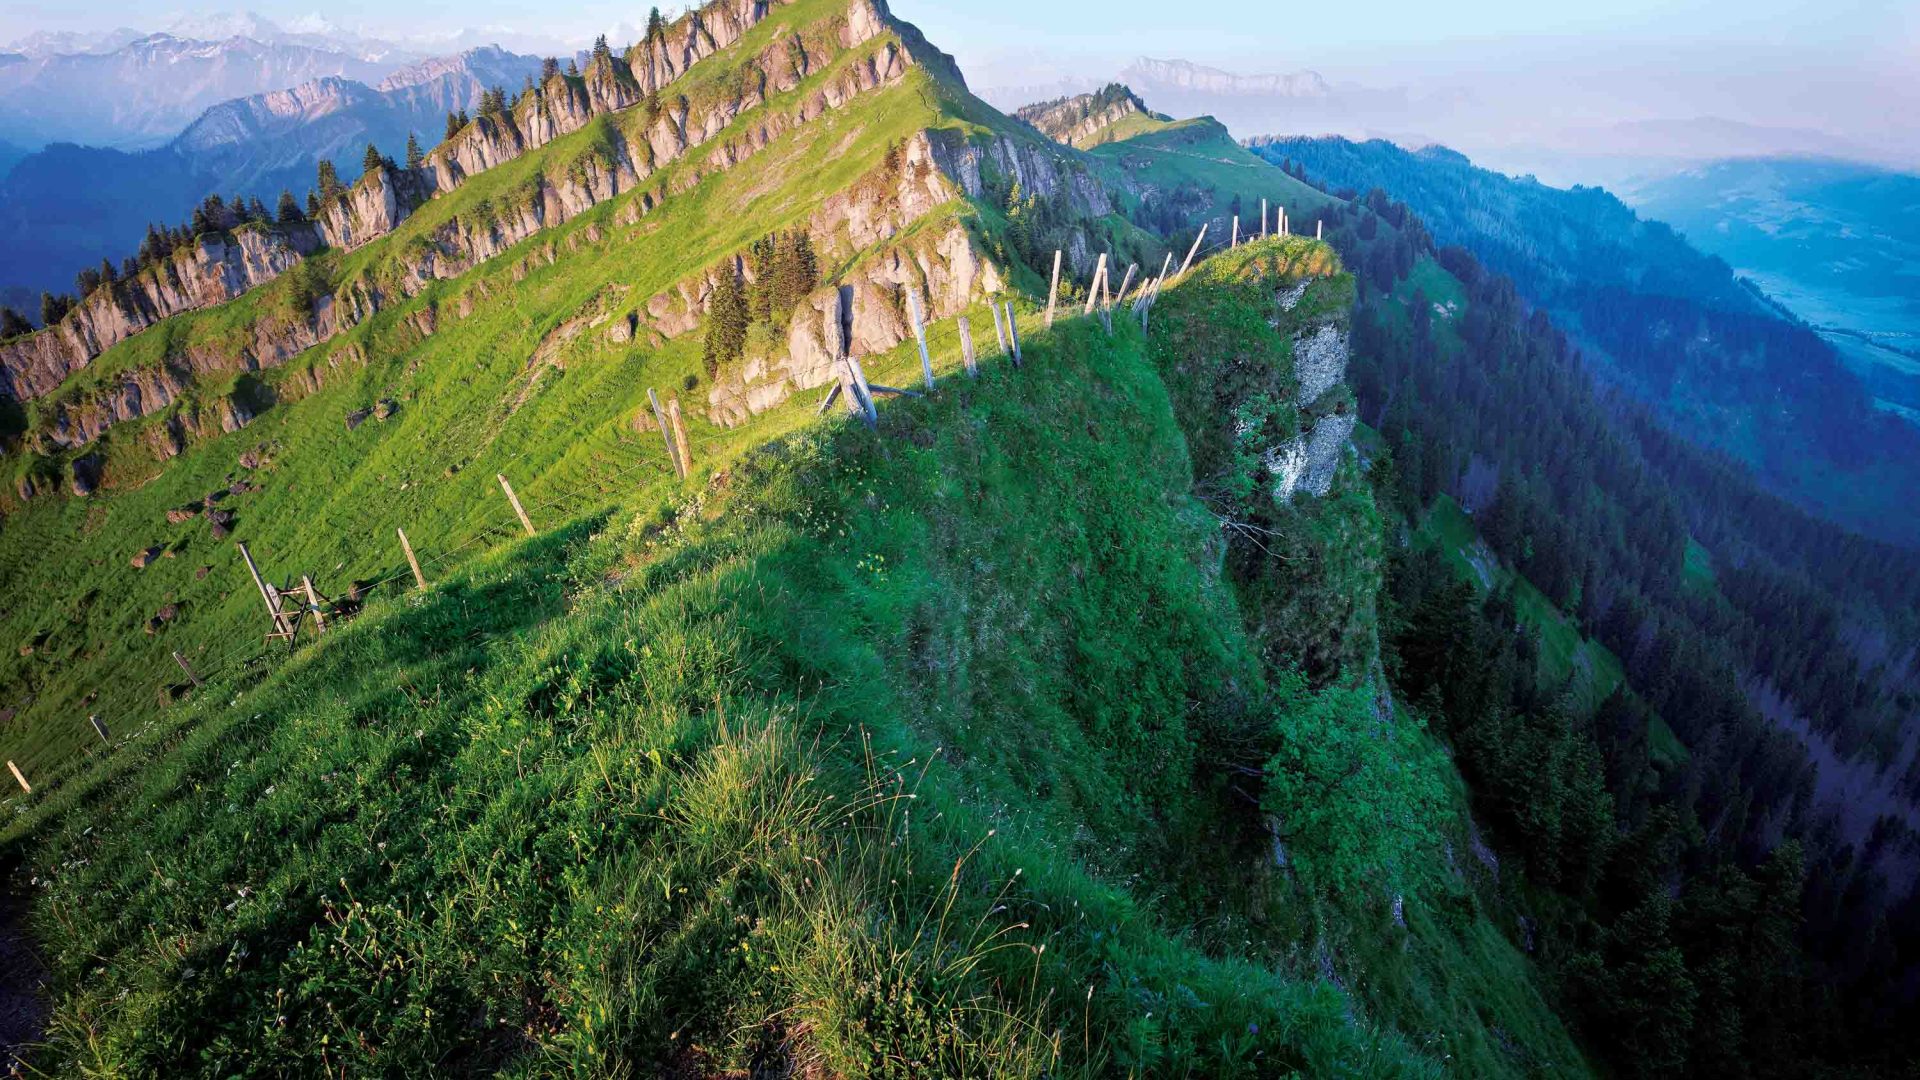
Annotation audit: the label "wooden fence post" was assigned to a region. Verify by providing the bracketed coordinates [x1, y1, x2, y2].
[498, 474, 535, 536]
[1262, 198, 1269, 238]
[1003, 301, 1022, 364]
[173, 650, 204, 687]
[1044, 249, 1062, 328]
[238, 541, 293, 639]
[301, 575, 327, 634]
[1113, 264, 1138, 309]
[1317, 219, 1323, 240]
[397, 528, 427, 590]
[906, 290, 935, 391]
[1231, 215, 1239, 248]
[648, 388, 683, 478]
[88, 715, 110, 744]
[668, 398, 693, 476]
[991, 301, 1009, 355]
[7, 760, 27, 794]
[1083, 253, 1107, 316]
[1179, 224, 1208, 277]
[957, 315, 977, 376]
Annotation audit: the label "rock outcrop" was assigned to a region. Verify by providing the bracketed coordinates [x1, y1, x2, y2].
[0, 225, 320, 401]
[1014, 83, 1164, 149]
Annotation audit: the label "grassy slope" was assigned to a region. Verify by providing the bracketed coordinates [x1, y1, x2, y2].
[1084, 116, 1333, 225]
[2, 242, 1594, 1077]
[9, 260, 1439, 1075]
[0, 11, 966, 779]
[1, 25, 1596, 1068]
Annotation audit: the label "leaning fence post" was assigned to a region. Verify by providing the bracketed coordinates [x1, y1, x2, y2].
[173, 650, 204, 687]
[991, 301, 1009, 355]
[957, 315, 977, 376]
[1113, 264, 1138, 309]
[1003, 301, 1022, 365]
[301, 575, 328, 634]
[498, 474, 535, 536]
[668, 397, 693, 477]
[906, 290, 935, 391]
[844, 356, 878, 426]
[238, 541, 293, 639]
[88, 715, 110, 744]
[7, 760, 27, 794]
[397, 528, 427, 590]
[648, 388, 682, 478]
[1179, 224, 1207, 277]
[1044, 249, 1062, 328]
[1083, 253, 1107, 316]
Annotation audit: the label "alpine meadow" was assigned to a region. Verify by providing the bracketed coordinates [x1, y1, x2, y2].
[0, 0, 1915, 1076]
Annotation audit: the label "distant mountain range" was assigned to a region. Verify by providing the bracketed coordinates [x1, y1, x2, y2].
[0, 45, 543, 305]
[0, 12, 594, 154]
[0, 31, 418, 150]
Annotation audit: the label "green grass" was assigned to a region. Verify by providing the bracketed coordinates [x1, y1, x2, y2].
[1084, 117, 1333, 224]
[0, 238, 1596, 1077]
[1, 13, 1600, 1062]
[9, 267, 1457, 1076]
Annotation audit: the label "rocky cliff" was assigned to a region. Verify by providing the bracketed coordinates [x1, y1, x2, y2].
[2, 0, 1132, 497]
[0, 225, 321, 401]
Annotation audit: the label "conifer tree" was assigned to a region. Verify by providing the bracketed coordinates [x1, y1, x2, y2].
[0, 306, 31, 337]
[592, 34, 611, 63]
[306, 191, 322, 219]
[317, 159, 343, 202]
[646, 7, 666, 44]
[566, 58, 579, 77]
[541, 56, 560, 80]
[277, 189, 303, 223]
[39, 292, 64, 325]
[248, 196, 270, 223]
[445, 111, 462, 140]
[362, 142, 384, 175]
[701, 268, 750, 377]
[405, 132, 424, 170]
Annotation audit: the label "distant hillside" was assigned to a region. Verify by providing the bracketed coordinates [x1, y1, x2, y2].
[0, 46, 543, 302]
[1623, 157, 1920, 421]
[1252, 135, 1920, 546]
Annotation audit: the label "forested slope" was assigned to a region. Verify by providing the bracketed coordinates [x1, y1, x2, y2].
[1251, 136, 1920, 547]
[1294, 180, 1920, 1076]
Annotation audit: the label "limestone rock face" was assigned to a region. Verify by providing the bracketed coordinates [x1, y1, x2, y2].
[1268, 413, 1355, 502]
[1292, 323, 1348, 407]
[0, 225, 318, 400]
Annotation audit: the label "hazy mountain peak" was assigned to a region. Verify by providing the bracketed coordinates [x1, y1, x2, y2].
[1122, 56, 1332, 99]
